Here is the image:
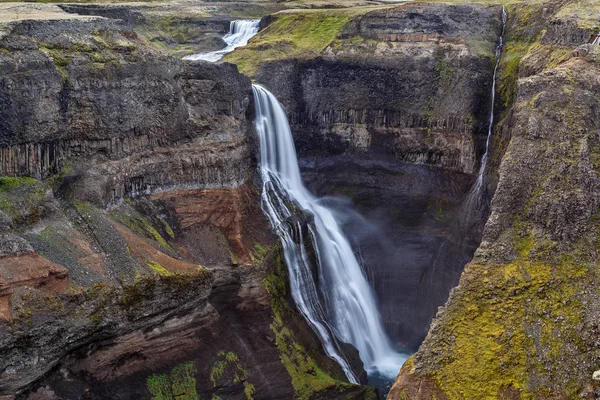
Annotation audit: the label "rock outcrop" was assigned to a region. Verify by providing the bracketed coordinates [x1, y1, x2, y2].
[389, 1, 600, 398]
[0, 13, 252, 206]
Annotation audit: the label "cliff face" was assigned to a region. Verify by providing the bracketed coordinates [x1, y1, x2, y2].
[0, 13, 252, 207]
[232, 2, 503, 348]
[0, 8, 374, 400]
[390, 1, 600, 398]
[256, 3, 501, 174]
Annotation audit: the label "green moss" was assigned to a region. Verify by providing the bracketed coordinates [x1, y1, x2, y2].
[110, 210, 175, 253]
[250, 243, 270, 265]
[47, 161, 73, 189]
[496, 40, 530, 112]
[263, 250, 376, 400]
[434, 58, 456, 93]
[224, 9, 374, 76]
[555, 0, 600, 30]
[545, 47, 572, 69]
[171, 363, 198, 400]
[0, 176, 46, 226]
[424, 226, 589, 399]
[147, 362, 198, 400]
[210, 351, 255, 400]
[147, 374, 173, 400]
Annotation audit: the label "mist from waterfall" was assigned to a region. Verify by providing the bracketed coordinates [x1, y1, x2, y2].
[252, 84, 407, 384]
[183, 19, 260, 62]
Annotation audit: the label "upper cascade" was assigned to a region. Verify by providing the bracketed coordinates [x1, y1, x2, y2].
[184, 19, 260, 62]
[252, 83, 408, 384]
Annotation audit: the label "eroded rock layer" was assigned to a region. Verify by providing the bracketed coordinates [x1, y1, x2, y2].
[0, 9, 375, 400]
[0, 15, 252, 206]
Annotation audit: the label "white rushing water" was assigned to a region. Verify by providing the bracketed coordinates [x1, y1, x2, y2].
[253, 84, 407, 383]
[592, 35, 600, 45]
[469, 6, 507, 197]
[183, 19, 260, 62]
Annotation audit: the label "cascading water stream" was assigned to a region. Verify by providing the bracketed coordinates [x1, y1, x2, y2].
[467, 6, 507, 203]
[425, 7, 508, 330]
[183, 19, 260, 62]
[253, 84, 407, 384]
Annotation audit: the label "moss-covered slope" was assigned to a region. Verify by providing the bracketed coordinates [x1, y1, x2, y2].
[389, 1, 600, 398]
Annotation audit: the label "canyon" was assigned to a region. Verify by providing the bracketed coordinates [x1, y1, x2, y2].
[0, 0, 599, 399]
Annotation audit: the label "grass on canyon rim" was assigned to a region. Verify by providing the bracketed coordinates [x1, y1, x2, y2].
[223, 7, 380, 76]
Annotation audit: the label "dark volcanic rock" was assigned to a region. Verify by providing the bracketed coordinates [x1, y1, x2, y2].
[390, 1, 600, 398]
[0, 16, 252, 206]
[0, 9, 373, 400]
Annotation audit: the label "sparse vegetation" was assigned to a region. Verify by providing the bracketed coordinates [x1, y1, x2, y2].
[224, 8, 375, 76]
[110, 210, 175, 253]
[210, 351, 256, 400]
[0, 176, 46, 226]
[147, 362, 199, 400]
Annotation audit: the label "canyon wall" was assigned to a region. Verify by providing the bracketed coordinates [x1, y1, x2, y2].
[0, 13, 252, 206]
[390, 1, 600, 398]
[0, 8, 374, 400]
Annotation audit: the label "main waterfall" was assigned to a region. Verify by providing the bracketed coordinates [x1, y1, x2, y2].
[252, 84, 407, 384]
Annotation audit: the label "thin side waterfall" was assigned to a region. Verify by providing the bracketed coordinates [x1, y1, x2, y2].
[253, 84, 407, 383]
[592, 34, 600, 45]
[183, 19, 260, 62]
[466, 6, 507, 205]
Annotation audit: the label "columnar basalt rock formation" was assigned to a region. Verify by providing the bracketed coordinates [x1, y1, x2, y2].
[0, 15, 252, 206]
[2, 1, 599, 399]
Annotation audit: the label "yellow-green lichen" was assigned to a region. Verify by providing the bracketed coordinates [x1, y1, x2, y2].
[426, 231, 588, 399]
[210, 351, 256, 400]
[146, 261, 172, 277]
[147, 362, 198, 400]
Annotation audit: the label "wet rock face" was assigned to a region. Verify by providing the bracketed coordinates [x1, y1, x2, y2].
[0, 17, 252, 206]
[254, 2, 502, 348]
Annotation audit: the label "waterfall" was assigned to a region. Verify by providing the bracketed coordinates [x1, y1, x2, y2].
[253, 84, 407, 384]
[592, 34, 600, 45]
[465, 7, 507, 208]
[183, 19, 260, 62]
